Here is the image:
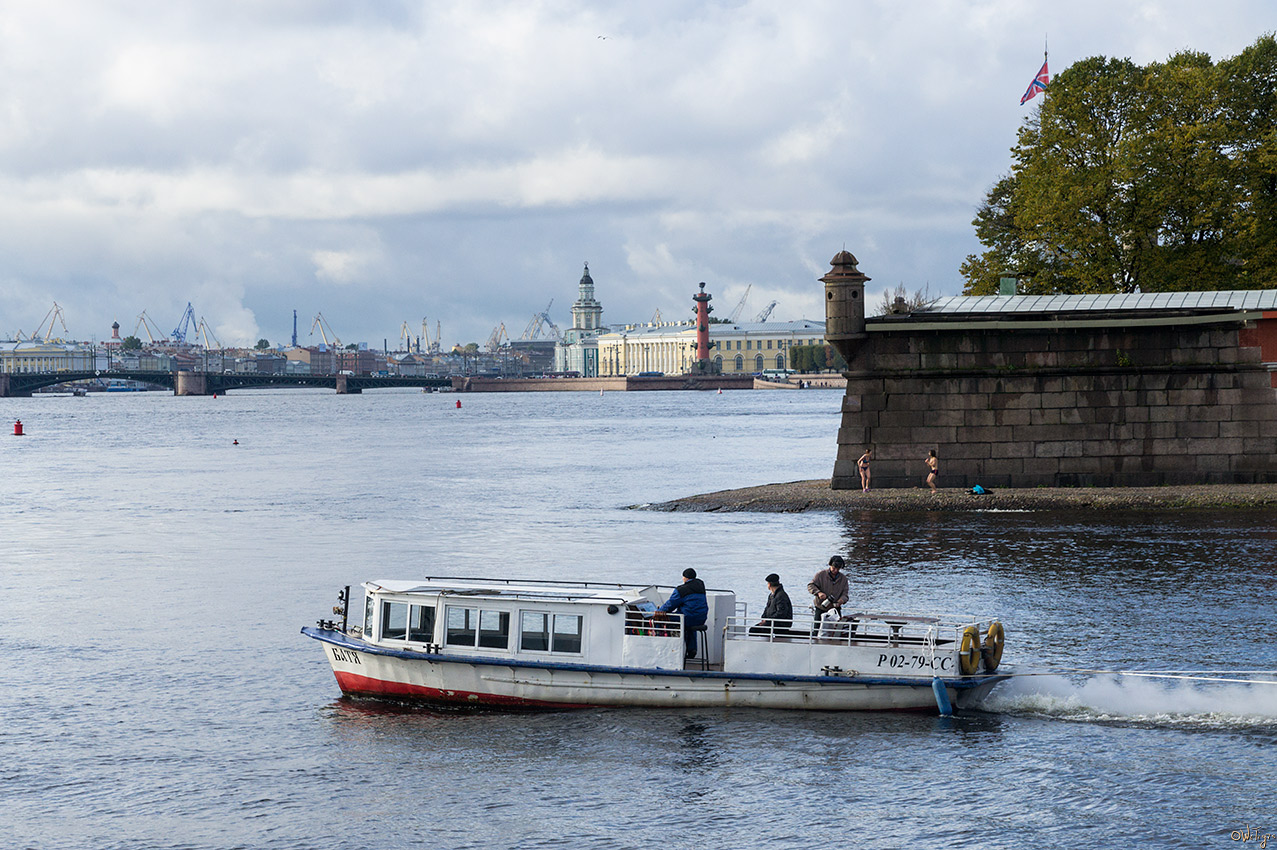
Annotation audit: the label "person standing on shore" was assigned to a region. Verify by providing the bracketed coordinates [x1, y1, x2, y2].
[925, 450, 939, 492]
[857, 448, 872, 492]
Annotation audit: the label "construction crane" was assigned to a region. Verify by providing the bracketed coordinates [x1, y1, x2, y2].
[727, 284, 752, 323]
[521, 299, 562, 341]
[171, 302, 197, 343]
[651, 308, 663, 324]
[753, 301, 778, 323]
[134, 311, 164, 343]
[33, 302, 71, 341]
[487, 323, 508, 353]
[309, 313, 342, 348]
[399, 321, 413, 352]
[419, 318, 430, 353]
[197, 317, 222, 350]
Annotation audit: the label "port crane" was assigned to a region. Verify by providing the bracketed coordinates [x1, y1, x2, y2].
[726, 285, 752, 323]
[309, 313, 343, 348]
[487, 323, 508, 353]
[32, 302, 71, 341]
[753, 301, 778, 323]
[520, 299, 562, 341]
[197, 317, 222, 350]
[171, 303, 197, 343]
[134, 311, 164, 343]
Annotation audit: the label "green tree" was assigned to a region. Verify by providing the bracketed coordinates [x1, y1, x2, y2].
[963, 35, 1277, 294]
[255, 338, 270, 350]
[120, 335, 142, 351]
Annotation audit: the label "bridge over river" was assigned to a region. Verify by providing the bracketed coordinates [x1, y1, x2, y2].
[0, 370, 454, 397]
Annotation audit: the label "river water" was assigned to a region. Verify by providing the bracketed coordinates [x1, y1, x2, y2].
[2, 389, 1274, 849]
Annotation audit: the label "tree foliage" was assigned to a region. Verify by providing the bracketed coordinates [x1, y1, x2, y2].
[788, 344, 846, 373]
[120, 335, 142, 351]
[963, 35, 1277, 294]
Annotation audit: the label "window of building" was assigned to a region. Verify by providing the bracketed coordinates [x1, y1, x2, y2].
[755, 354, 764, 371]
[746, 339, 752, 350]
[767, 339, 773, 349]
[381, 601, 408, 640]
[408, 604, 435, 642]
[479, 610, 510, 648]
[776, 354, 785, 369]
[714, 355, 723, 370]
[734, 355, 743, 371]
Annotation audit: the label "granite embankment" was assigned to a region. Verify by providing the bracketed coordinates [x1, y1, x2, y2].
[643, 480, 1277, 513]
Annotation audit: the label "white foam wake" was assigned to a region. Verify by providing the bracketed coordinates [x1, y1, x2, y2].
[977, 671, 1277, 727]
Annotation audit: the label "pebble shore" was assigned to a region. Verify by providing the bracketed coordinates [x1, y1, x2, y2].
[643, 480, 1277, 513]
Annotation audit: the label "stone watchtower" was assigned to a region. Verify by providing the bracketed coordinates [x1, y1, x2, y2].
[821, 250, 869, 364]
[822, 251, 872, 489]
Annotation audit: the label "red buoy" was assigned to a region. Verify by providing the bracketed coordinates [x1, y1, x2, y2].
[13, 419, 23, 436]
[455, 399, 462, 409]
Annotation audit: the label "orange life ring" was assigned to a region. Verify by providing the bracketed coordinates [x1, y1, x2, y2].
[959, 626, 982, 676]
[982, 621, 1005, 672]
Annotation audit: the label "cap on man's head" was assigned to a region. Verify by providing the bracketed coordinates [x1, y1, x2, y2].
[765, 573, 780, 585]
[828, 555, 845, 569]
[683, 568, 697, 579]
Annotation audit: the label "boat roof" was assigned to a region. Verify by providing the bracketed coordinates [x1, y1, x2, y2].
[367, 577, 661, 604]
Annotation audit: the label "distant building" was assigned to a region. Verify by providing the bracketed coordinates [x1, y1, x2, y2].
[285, 346, 336, 375]
[555, 263, 609, 376]
[0, 340, 94, 373]
[597, 319, 826, 376]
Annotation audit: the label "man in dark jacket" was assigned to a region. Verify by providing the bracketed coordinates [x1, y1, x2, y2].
[750, 573, 793, 636]
[657, 568, 709, 658]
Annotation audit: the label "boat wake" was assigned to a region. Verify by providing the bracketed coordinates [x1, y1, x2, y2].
[977, 670, 1277, 729]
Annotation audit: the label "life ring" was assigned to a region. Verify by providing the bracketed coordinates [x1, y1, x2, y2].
[958, 626, 982, 676]
[982, 621, 1005, 672]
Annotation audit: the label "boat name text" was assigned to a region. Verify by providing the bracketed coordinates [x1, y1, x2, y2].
[877, 653, 952, 671]
[332, 647, 362, 665]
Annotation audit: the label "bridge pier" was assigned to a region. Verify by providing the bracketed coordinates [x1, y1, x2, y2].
[0, 375, 30, 398]
[175, 372, 209, 396]
[335, 375, 362, 394]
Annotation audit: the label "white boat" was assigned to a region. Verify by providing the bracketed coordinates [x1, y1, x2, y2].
[301, 577, 1008, 713]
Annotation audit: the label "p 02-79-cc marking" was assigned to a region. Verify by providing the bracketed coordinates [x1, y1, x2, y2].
[332, 647, 362, 665]
[877, 653, 953, 672]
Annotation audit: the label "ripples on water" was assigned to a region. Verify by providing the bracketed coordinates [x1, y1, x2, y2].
[2, 389, 1274, 849]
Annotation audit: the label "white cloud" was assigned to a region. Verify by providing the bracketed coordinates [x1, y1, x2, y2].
[0, 0, 1270, 343]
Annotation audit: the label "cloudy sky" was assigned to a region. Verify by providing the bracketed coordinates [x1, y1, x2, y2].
[1, 1, 1271, 348]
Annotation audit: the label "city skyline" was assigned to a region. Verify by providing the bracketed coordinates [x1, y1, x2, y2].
[0, 2, 1271, 347]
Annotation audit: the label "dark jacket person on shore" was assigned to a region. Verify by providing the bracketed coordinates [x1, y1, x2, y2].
[657, 568, 709, 658]
[750, 573, 792, 635]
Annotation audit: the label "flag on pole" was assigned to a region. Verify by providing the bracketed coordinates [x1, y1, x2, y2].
[1020, 58, 1049, 105]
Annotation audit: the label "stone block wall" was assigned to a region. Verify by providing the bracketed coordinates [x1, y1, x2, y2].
[832, 320, 1277, 488]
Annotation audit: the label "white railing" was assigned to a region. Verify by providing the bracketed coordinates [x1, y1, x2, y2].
[725, 612, 982, 648]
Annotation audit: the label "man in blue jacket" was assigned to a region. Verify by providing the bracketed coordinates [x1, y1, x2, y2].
[657, 568, 709, 659]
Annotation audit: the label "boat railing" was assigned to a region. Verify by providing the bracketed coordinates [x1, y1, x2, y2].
[724, 613, 979, 648]
[624, 610, 683, 639]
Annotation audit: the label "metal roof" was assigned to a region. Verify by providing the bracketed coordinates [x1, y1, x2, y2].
[921, 291, 1277, 315]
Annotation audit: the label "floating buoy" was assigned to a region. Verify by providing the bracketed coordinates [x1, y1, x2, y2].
[213, 394, 218, 399]
[455, 399, 462, 409]
[233, 439, 238, 445]
[717, 388, 722, 394]
[599, 389, 604, 396]
[13, 419, 24, 436]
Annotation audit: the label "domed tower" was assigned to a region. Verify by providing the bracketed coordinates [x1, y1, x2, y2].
[571, 262, 603, 332]
[821, 250, 870, 364]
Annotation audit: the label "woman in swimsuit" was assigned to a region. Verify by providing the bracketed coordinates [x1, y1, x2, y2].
[925, 450, 938, 492]
[857, 448, 872, 492]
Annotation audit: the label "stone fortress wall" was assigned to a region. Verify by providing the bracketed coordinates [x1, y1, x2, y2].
[820, 251, 1277, 489]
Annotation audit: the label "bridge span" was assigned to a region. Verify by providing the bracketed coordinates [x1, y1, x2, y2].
[0, 370, 454, 397]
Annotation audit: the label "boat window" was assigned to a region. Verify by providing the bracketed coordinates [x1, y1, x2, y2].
[364, 594, 374, 635]
[446, 606, 477, 646]
[409, 605, 435, 642]
[478, 610, 510, 649]
[381, 601, 408, 641]
[553, 614, 582, 653]
[520, 611, 550, 651]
